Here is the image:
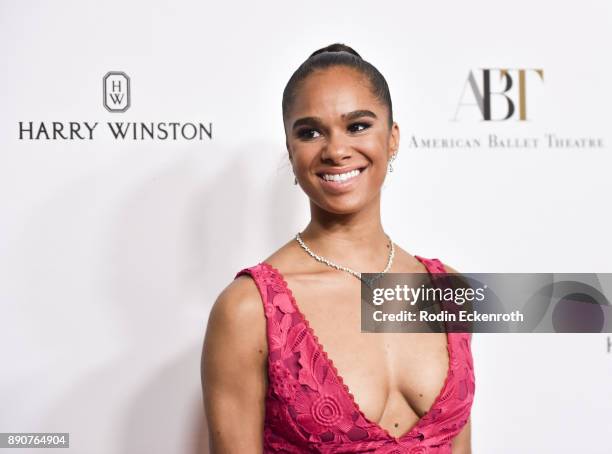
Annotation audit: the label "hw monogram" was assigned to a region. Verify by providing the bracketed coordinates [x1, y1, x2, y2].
[103, 71, 131, 113]
[453, 68, 544, 121]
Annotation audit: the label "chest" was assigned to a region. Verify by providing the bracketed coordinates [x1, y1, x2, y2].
[286, 276, 451, 423]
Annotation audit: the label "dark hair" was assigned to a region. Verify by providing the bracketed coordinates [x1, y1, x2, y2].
[282, 43, 394, 129]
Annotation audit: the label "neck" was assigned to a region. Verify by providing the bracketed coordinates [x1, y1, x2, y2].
[299, 196, 392, 273]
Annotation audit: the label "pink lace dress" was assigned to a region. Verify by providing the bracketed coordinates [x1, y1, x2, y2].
[235, 256, 475, 453]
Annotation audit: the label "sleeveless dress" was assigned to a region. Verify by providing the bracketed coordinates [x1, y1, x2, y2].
[235, 256, 475, 453]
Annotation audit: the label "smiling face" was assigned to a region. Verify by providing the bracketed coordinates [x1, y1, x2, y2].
[284, 65, 399, 215]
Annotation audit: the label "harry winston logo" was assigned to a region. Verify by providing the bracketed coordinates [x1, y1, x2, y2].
[17, 71, 212, 141]
[103, 71, 131, 113]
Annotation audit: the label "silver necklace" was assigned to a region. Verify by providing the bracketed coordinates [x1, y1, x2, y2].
[295, 232, 395, 288]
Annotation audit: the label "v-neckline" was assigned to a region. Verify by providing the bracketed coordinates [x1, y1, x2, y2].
[260, 256, 454, 443]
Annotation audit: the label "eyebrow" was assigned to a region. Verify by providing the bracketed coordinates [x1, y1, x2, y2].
[291, 109, 378, 131]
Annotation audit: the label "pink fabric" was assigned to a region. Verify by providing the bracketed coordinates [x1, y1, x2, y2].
[235, 256, 475, 453]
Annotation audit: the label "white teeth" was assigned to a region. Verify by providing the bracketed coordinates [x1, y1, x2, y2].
[321, 169, 361, 182]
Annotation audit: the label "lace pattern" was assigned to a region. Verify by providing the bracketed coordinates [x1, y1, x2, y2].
[235, 256, 475, 453]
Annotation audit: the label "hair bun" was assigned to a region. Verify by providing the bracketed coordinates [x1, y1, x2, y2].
[283, 41, 393, 128]
[309, 43, 362, 59]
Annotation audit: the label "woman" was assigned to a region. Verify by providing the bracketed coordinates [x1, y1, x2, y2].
[201, 43, 475, 453]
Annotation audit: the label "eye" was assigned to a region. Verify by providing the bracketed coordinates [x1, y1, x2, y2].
[296, 128, 321, 140]
[348, 122, 371, 133]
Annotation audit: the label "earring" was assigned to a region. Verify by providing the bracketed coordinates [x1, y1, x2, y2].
[388, 151, 397, 173]
[294, 176, 298, 185]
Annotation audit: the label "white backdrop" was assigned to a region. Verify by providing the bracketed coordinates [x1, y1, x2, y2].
[1, 1, 611, 453]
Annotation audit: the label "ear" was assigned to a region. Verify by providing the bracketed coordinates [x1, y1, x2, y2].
[388, 121, 400, 159]
[286, 139, 293, 162]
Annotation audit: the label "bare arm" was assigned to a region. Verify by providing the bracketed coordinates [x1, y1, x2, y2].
[451, 416, 472, 454]
[201, 276, 268, 454]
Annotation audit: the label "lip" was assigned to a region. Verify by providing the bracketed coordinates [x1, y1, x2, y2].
[315, 165, 367, 176]
[315, 165, 368, 194]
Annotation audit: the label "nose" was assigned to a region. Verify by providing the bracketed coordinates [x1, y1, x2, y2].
[320, 130, 352, 164]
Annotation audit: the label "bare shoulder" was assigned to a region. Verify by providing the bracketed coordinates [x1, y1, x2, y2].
[392, 244, 462, 275]
[208, 235, 297, 331]
[202, 273, 269, 452]
[390, 243, 427, 272]
[214, 274, 265, 318]
[205, 273, 267, 354]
